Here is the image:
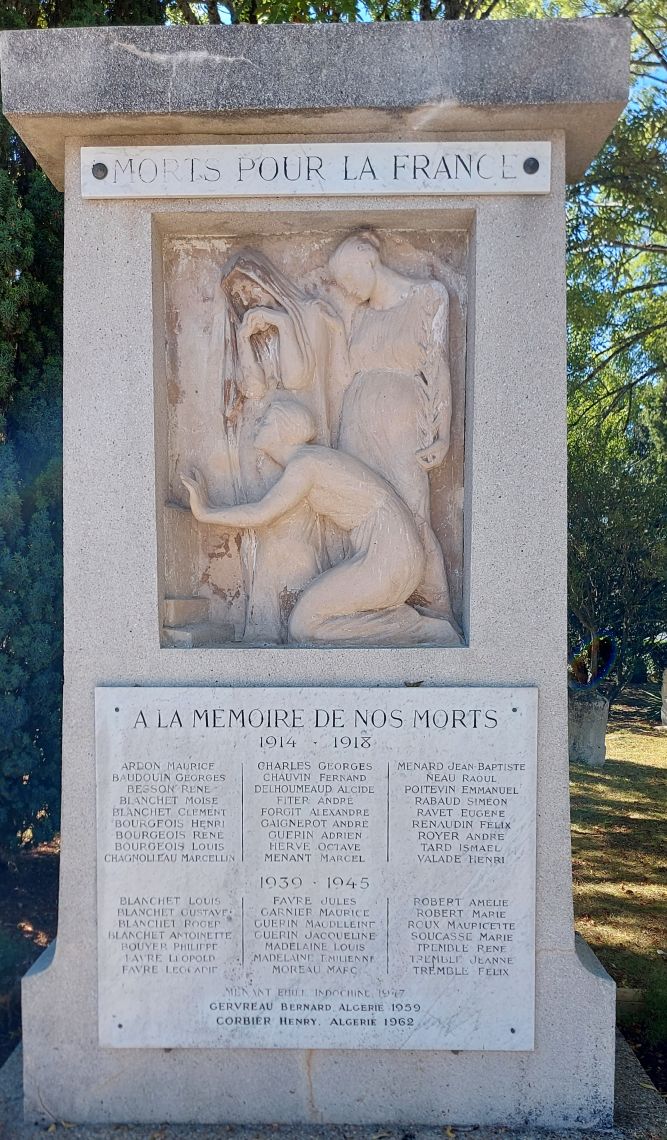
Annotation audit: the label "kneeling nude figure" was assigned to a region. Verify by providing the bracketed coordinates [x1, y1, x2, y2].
[182, 398, 461, 648]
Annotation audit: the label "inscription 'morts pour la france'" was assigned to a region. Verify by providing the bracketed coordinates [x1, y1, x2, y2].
[81, 141, 552, 199]
[96, 686, 537, 1052]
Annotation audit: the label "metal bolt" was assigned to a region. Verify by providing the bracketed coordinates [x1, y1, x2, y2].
[92, 162, 108, 180]
[523, 157, 540, 175]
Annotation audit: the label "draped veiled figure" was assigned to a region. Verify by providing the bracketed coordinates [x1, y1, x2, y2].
[217, 250, 349, 643]
[329, 231, 454, 622]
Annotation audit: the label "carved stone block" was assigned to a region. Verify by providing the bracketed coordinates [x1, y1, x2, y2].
[162, 228, 467, 648]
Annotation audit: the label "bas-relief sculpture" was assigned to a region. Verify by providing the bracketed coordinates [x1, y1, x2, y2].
[182, 398, 460, 647]
[164, 229, 466, 648]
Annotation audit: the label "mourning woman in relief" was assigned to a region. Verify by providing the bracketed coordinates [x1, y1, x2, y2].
[216, 250, 349, 643]
[328, 230, 454, 622]
[182, 399, 461, 648]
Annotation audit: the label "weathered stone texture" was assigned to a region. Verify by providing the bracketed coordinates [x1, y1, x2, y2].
[0, 19, 630, 187]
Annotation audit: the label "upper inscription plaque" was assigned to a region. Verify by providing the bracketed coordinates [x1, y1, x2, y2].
[81, 142, 552, 198]
[97, 686, 537, 1051]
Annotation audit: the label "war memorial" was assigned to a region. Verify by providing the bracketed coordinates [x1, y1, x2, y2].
[0, 16, 631, 1128]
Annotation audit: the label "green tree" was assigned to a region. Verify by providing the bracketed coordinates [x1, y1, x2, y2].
[0, 99, 63, 857]
[568, 404, 667, 697]
[567, 85, 667, 430]
[564, 8, 666, 697]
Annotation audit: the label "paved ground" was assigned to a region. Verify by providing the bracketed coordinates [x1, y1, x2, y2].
[0, 1034, 664, 1140]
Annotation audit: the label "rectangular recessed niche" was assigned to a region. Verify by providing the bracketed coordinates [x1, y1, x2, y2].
[159, 225, 468, 649]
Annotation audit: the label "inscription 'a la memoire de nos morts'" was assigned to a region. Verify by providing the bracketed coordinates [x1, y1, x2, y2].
[129, 705, 501, 730]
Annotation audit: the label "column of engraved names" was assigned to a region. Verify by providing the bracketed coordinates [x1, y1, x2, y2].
[102, 741, 241, 980]
[243, 734, 388, 982]
[390, 731, 527, 984]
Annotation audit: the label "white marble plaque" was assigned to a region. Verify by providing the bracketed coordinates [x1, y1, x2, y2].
[81, 142, 551, 199]
[96, 686, 537, 1050]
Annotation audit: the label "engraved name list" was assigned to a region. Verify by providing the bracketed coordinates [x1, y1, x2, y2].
[96, 686, 537, 1051]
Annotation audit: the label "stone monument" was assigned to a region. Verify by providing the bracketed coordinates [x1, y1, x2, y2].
[0, 17, 630, 1128]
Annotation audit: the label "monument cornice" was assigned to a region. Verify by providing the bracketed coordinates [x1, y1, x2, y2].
[0, 18, 630, 190]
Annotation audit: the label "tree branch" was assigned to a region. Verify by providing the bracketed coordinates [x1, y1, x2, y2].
[577, 239, 667, 255]
[175, 0, 202, 22]
[591, 318, 667, 362]
[570, 366, 660, 426]
[632, 20, 667, 71]
[615, 279, 667, 296]
[478, 0, 503, 17]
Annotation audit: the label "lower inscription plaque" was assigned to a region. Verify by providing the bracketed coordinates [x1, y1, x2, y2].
[96, 686, 537, 1050]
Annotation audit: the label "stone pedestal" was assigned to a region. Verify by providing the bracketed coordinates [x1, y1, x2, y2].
[0, 18, 629, 1129]
[569, 688, 610, 767]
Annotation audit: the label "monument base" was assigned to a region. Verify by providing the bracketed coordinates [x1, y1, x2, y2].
[22, 937, 613, 1128]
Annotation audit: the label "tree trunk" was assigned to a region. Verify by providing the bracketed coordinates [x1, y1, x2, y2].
[590, 632, 600, 681]
[568, 688, 610, 767]
[661, 667, 667, 728]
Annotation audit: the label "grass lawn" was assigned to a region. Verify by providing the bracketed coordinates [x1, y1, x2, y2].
[570, 684, 667, 1090]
